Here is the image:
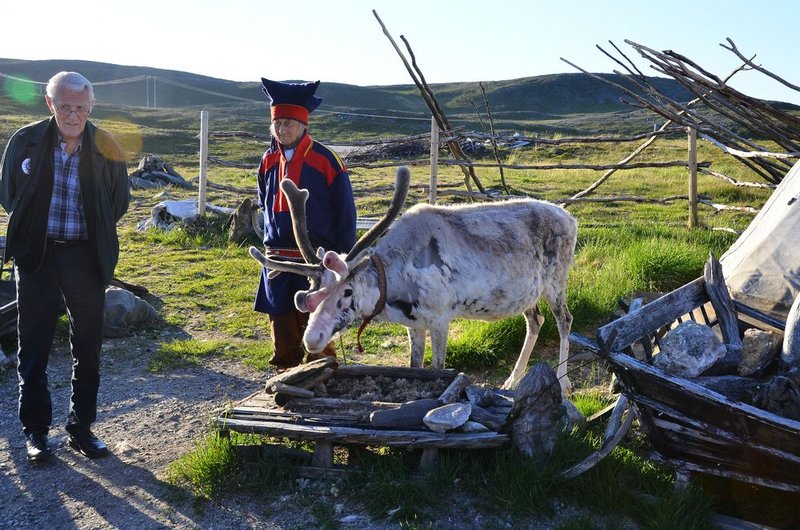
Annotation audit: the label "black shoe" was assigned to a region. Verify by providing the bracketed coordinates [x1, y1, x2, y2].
[26, 433, 51, 463]
[67, 427, 110, 459]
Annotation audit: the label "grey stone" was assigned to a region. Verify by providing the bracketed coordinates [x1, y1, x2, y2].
[739, 328, 780, 376]
[653, 321, 727, 377]
[423, 402, 471, 433]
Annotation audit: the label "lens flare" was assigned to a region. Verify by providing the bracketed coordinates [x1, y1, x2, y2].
[3, 76, 38, 105]
[97, 115, 144, 161]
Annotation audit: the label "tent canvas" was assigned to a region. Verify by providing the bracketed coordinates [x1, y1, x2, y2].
[721, 159, 800, 320]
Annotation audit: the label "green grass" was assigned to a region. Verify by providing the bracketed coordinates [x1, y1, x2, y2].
[164, 421, 714, 528]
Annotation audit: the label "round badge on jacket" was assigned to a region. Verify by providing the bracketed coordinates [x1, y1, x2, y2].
[21, 158, 31, 175]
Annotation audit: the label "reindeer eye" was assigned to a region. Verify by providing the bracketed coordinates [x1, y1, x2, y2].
[344, 288, 353, 297]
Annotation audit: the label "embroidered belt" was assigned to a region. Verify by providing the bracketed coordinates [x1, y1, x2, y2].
[265, 247, 304, 259]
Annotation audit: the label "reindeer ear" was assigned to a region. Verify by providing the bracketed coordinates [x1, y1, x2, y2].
[322, 251, 349, 281]
[294, 290, 310, 312]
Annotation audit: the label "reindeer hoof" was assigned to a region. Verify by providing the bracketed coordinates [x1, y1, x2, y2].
[559, 376, 573, 396]
[501, 375, 519, 390]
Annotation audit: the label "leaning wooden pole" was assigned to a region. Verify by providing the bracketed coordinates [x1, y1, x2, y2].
[687, 126, 698, 228]
[480, 82, 509, 195]
[373, 9, 485, 194]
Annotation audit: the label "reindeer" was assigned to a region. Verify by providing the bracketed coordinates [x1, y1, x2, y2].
[249, 167, 577, 391]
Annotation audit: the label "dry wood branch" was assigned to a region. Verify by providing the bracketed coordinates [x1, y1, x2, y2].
[697, 198, 759, 214]
[699, 168, 774, 189]
[566, 39, 800, 183]
[205, 180, 256, 195]
[699, 133, 800, 159]
[721, 37, 800, 93]
[439, 159, 707, 171]
[570, 60, 751, 201]
[455, 129, 682, 146]
[558, 395, 634, 480]
[373, 9, 485, 193]
[479, 82, 509, 194]
[208, 156, 258, 169]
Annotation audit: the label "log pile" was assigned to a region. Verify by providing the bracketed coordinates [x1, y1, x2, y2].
[259, 362, 582, 458]
[129, 155, 192, 189]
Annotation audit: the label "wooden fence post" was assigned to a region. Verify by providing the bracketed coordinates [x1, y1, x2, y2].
[687, 126, 698, 228]
[429, 116, 439, 204]
[198, 110, 209, 217]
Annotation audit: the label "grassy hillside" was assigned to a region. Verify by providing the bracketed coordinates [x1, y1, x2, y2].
[0, 57, 694, 120]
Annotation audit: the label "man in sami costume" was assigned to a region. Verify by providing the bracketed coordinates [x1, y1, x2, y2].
[254, 78, 357, 369]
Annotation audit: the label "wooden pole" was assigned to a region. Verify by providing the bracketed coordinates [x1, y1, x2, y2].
[429, 116, 439, 204]
[687, 127, 698, 228]
[198, 110, 209, 217]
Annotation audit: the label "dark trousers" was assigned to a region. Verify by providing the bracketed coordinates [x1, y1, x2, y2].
[16, 242, 105, 436]
[268, 308, 336, 368]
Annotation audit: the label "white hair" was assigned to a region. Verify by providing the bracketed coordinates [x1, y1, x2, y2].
[46, 71, 94, 102]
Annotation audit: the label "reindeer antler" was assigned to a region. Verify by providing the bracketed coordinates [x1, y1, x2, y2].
[280, 178, 322, 265]
[345, 166, 410, 262]
[248, 247, 324, 279]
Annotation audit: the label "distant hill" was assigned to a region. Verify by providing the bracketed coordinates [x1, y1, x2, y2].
[0, 57, 696, 118]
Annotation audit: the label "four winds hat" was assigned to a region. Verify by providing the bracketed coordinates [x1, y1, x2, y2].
[261, 78, 322, 125]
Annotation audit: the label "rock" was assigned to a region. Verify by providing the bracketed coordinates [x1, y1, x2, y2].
[459, 420, 490, 433]
[559, 398, 585, 432]
[739, 328, 780, 376]
[423, 402, 472, 433]
[653, 321, 727, 377]
[508, 362, 563, 461]
[226, 197, 263, 243]
[103, 286, 158, 337]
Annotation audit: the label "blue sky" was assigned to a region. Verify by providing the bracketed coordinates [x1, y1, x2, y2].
[2, 0, 799, 104]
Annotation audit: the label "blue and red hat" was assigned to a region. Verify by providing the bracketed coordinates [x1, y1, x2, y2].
[261, 78, 322, 125]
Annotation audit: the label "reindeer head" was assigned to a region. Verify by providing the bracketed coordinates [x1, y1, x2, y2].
[248, 166, 410, 352]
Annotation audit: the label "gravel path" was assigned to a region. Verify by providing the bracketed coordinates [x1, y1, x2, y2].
[0, 336, 410, 530]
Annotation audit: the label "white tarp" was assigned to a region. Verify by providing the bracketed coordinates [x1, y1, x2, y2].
[721, 159, 800, 320]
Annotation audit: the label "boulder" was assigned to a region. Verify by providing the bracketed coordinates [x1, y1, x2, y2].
[103, 286, 158, 337]
[653, 321, 727, 377]
[739, 328, 780, 376]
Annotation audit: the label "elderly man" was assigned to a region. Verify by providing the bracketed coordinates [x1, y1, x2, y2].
[0, 71, 130, 462]
[254, 78, 357, 369]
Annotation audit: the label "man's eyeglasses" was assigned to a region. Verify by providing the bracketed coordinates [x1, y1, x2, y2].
[54, 104, 91, 117]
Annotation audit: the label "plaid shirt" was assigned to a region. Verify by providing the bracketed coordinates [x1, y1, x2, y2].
[47, 138, 88, 240]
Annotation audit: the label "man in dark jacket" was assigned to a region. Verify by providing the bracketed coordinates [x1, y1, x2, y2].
[0, 71, 130, 463]
[255, 78, 357, 369]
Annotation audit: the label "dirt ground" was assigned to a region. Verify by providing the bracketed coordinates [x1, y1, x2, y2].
[1, 330, 589, 529]
[0, 331, 407, 530]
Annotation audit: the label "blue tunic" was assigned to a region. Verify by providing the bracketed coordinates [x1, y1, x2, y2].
[254, 132, 357, 314]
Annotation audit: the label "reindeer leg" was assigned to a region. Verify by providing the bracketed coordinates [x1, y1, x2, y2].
[408, 327, 426, 368]
[548, 292, 574, 395]
[429, 323, 449, 369]
[502, 306, 544, 390]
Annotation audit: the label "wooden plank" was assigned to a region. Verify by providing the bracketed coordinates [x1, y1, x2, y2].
[334, 365, 457, 380]
[212, 417, 509, 449]
[438, 373, 470, 403]
[597, 277, 709, 352]
[704, 253, 743, 355]
[312, 442, 334, 468]
[418, 448, 438, 472]
[609, 352, 800, 443]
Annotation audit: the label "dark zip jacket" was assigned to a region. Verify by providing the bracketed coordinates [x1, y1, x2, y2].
[0, 118, 130, 284]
